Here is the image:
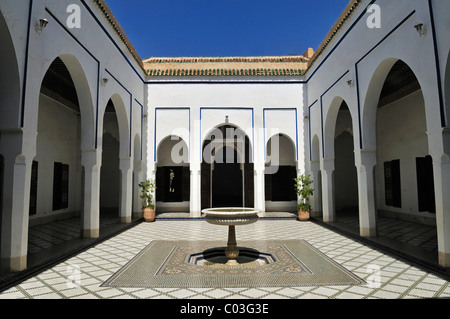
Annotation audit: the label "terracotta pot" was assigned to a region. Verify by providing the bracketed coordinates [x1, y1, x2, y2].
[298, 210, 310, 221]
[143, 207, 155, 222]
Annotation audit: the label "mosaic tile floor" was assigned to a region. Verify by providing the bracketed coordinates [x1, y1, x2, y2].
[1, 218, 450, 299]
[101, 240, 365, 289]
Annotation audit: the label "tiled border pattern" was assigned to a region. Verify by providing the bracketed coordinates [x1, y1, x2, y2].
[101, 240, 365, 288]
[1, 220, 450, 299]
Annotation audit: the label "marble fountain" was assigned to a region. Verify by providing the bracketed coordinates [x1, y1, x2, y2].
[201, 207, 261, 266]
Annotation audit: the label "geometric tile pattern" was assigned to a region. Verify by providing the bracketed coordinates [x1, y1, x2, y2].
[28, 217, 120, 255]
[101, 240, 365, 288]
[1, 218, 450, 299]
[334, 215, 438, 252]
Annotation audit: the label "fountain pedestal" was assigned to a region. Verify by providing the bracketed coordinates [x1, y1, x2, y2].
[202, 208, 260, 265]
[225, 226, 239, 265]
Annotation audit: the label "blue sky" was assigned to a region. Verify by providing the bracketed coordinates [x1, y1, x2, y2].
[106, 0, 350, 59]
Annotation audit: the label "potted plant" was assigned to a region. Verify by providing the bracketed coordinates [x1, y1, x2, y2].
[139, 179, 156, 222]
[294, 174, 314, 221]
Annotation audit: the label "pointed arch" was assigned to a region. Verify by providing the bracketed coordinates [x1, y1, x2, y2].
[58, 54, 96, 150]
[362, 58, 427, 151]
[311, 135, 321, 162]
[157, 135, 189, 166]
[363, 58, 434, 227]
[324, 96, 355, 159]
[202, 123, 253, 164]
[0, 10, 21, 130]
[265, 133, 296, 167]
[102, 94, 130, 158]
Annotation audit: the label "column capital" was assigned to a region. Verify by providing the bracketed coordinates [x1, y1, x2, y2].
[355, 148, 377, 169]
[320, 157, 334, 172]
[81, 148, 102, 169]
[119, 157, 133, 171]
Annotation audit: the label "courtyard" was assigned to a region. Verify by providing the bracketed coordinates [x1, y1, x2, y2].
[0, 214, 449, 300]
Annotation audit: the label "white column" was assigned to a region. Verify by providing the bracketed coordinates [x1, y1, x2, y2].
[0, 130, 33, 272]
[355, 149, 377, 237]
[310, 160, 322, 217]
[190, 162, 201, 217]
[132, 160, 143, 219]
[321, 158, 335, 223]
[190, 109, 202, 217]
[433, 141, 450, 267]
[81, 149, 101, 239]
[254, 162, 265, 212]
[119, 157, 133, 223]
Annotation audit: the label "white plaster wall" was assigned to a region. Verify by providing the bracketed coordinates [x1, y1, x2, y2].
[147, 82, 304, 169]
[33, 94, 81, 221]
[375, 90, 430, 219]
[146, 81, 304, 213]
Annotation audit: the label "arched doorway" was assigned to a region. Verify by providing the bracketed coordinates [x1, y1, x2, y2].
[265, 134, 297, 212]
[100, 99, 121, 220]
[362, 58, 437, 252]
[132, 134, 142, 218]
[374, 60, 434, 216]
[310, 135, 322, 216]
[28, 56, 84, 255]
[334, 101, 358, 217]
[0, 10, 21, 265]
[322, 97, 359, 224]
[0, 11, 20, 130]
[201, 125, 253, 209]
[155, 135, 190, 213]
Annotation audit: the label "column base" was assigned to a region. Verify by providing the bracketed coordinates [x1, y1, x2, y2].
[1, 255, 27, 273]
[82, 228, 99, 239]
[190, 211, 202, 218]
[323, 215, 335, 223]
[121, 216, 132, 224]
[439, 251, 450, 268]
[360, 227, 377, 238]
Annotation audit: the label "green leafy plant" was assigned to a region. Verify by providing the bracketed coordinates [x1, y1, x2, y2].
[294, 174, 314, 212]
[138, 179, 156, 209]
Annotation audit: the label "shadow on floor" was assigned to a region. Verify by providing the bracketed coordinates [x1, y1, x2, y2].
[0, 215, 142, 292]
[311, 211, 450, 280]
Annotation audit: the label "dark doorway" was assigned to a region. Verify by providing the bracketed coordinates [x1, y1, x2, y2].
[156, 166, 183, 202]
[212, 147, 243, 207]
[29, 161, 38, 216]
[267, 166, 297, 202]
[100, 100, 120, 218]
[201, 125, 253, 209]
[334, 102, 358, 215]
[416, 156, 436, 213]
[384, 159, 402, 208]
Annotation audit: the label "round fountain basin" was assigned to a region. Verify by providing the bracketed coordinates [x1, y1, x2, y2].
[202, 208, 260, 226]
